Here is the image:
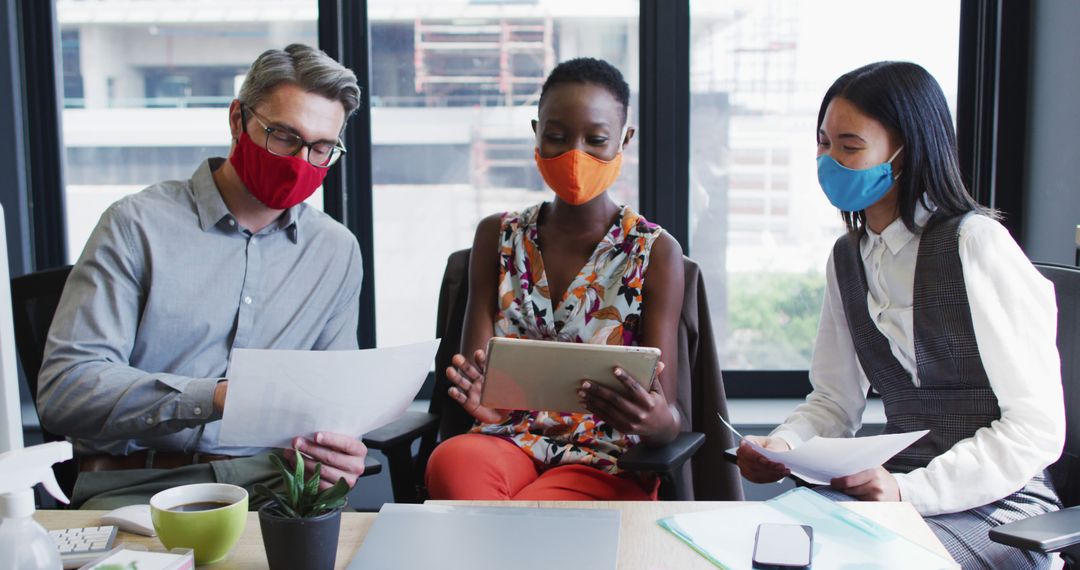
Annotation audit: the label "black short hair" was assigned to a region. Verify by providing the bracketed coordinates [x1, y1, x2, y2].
[539, 57, 630, 125]
[818, 61, 994, 233]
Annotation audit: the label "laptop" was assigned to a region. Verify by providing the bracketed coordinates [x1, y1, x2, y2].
[347, 503, 621, 570]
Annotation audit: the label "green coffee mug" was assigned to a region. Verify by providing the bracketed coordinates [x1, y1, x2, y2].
[150, 483, 248, 565]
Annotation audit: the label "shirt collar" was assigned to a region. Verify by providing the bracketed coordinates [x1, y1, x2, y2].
[860, 199, 935, 259]
[192, 158, 301, 243]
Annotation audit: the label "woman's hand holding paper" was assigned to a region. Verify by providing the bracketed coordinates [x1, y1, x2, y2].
[830, 466, 901, 501]
[736, 436, 792, 483]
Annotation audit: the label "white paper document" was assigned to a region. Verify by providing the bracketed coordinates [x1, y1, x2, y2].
[218, 340, 440, 448]
[719, 413, 928, 484]
[751, 430, 929, 485]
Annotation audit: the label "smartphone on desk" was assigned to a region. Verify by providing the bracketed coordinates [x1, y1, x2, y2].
[752, 523, 813, 569]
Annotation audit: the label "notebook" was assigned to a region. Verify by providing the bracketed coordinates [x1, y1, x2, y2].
[659, 487, 957, 569]
[347, 504, 620, 570]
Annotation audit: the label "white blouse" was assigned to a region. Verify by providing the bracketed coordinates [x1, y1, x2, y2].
[771, 205, 1066, 516]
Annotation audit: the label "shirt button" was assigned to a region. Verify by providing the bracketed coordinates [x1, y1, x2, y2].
[228, 219, 236, 227]
[243, 296, 253, 305]
[145, 417, 154, 425]
[193, 407, 203, 416]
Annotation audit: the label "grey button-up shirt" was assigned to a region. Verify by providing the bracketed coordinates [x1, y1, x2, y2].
[38, 158, 363, 456]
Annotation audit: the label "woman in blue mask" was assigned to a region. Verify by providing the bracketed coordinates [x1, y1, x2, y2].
[736, 61, 1065, 569]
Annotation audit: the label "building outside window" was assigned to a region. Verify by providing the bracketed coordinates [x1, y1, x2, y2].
[56, 0, 320, 261]
[689, 0, 960, 369]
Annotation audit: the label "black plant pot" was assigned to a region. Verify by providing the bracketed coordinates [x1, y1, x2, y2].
[259, 503, 344, 570]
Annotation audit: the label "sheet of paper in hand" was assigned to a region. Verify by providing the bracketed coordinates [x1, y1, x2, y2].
[218, 340, 439, 448]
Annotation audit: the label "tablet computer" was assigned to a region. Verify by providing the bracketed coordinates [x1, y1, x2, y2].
[481, 337, 661, 414]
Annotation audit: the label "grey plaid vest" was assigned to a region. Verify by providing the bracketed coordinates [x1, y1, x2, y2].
[832, 214, 1001, 473]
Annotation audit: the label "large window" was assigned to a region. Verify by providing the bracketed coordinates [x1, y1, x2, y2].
[49, 0, 964, 370]
[689, 0, 960, 369]
[369, 1, 640, 346]
[55, 0, 319, 262]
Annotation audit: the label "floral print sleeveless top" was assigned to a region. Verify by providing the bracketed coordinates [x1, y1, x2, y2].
[472, 202, 663, 474]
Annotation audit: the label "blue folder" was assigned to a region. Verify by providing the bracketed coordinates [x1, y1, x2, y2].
[658, 487, 957, 569]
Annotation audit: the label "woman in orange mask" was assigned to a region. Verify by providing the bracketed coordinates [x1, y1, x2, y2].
[425, 58, 685, 500]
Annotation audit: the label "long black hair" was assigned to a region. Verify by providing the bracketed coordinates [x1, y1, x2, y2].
[817, 61, 994, 233]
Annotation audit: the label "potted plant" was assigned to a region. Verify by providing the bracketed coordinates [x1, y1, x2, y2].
[255, 450, 350, 570]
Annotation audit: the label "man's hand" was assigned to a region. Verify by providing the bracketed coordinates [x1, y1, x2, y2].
[735, 435, 791, 483]
[213, 380, 228, 414]
[283, 432, 367, 491]
[830, 467, 900, 502]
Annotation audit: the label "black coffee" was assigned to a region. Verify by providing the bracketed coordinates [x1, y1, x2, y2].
[170, 500, 232, 512]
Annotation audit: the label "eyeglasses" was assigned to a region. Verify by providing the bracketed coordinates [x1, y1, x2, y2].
[242, 105, 346, 168]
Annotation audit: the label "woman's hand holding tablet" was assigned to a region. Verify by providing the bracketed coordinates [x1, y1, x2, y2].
[446, 349, 510, 424]
[460, 338, 677, 443]
[578, 360, 677, 445]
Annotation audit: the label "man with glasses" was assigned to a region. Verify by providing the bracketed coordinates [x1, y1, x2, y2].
[38, 44, 368, 509]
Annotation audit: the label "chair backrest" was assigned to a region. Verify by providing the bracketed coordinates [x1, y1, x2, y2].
[10, 265, 77, 498]
[425, 248, 743, 500]
[11, 265, 73, 400]
[430, 249, 475, 441]
[1034, 263, 1080, 508]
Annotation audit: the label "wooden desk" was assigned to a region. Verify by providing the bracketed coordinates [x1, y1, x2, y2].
[38, 501, 953, 569]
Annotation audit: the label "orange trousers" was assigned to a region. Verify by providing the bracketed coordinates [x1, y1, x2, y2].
[425, 433, 658, 501]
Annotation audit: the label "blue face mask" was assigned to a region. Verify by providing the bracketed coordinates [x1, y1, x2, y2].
[816, 146, 903, 212]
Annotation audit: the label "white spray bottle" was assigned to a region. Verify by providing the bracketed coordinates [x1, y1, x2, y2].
[0, 441, 73, 570]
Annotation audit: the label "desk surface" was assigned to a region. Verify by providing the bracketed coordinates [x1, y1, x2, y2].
[37, 500, 952, 569]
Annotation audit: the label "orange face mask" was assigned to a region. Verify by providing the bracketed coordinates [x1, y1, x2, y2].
[534, 148, 623, 206]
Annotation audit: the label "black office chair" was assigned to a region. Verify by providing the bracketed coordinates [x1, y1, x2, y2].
[11, 265, 380, 506]
[989, 263, 1080, 568]
[365, 249, 744, 503]
[10, 265, 79, 499]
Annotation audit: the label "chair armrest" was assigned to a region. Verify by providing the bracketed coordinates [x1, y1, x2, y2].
[362, 455, 382, 476]
[617, 432, 705, 474]
[988, 505, 1080, 554]
[723, 446, 738, 464]
[363, 412, 439, 451]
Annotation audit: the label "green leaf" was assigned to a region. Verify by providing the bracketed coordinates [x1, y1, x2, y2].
[291, 448, 305, 507]
[253, 483, 278, 507]
[298, 463, 323, 517]
[268, 491, 298, 518]
[268, 453, 295, 499]
[293, 448, 305, 486]
[255, 484, 298, 518]
[310, 499, 346, 516]
[306, 463, 322, 497]
[312, 477, 349, 510]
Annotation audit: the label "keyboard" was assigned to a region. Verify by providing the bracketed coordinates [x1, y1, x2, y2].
[49, 525, 118, 569]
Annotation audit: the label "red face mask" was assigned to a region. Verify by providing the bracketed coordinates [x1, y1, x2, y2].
[534, 148, 623, 206]
[229, 132, 328, 210]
